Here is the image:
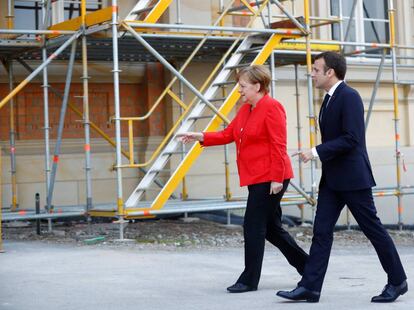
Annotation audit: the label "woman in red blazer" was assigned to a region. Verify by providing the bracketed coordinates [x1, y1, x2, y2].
[179, 65, 308, 293]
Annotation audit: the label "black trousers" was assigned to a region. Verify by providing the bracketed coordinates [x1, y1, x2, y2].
[299, 184, 407, 292]
[237, 180, 309, 288]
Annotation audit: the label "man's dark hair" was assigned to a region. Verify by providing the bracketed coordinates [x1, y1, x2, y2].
[314, 52, 347, 80]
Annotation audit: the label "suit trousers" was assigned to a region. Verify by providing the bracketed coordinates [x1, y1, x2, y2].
[237, 180, 309, 288]
[299, 184, 407, 292]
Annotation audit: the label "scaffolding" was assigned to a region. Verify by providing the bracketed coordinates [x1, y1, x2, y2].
[1, 0, 414, 240]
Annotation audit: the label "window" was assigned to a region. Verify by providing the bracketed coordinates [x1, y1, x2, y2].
[13, 1, 102, 30]
[331, 0, 389, 55]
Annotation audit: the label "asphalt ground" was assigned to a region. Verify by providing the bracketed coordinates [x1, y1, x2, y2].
[0, 240, 413, 310]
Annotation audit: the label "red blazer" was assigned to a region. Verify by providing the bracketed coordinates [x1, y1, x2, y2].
[202, 94, 293, 186]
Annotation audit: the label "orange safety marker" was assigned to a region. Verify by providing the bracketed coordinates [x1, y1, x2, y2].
[143, 210, 151, 216]
[53, 155, 59, 163]
[18, 210, 27, 215]
[84, 144, 91, 151]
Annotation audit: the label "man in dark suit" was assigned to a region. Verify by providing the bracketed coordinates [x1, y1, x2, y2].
[276, 52, 407, 303]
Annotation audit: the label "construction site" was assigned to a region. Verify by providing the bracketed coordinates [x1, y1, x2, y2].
[0, 0, 414, 308]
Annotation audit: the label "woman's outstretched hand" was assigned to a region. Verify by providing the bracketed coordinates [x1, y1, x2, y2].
[270, 181, 283, 195]
[176, 132, 204, 144]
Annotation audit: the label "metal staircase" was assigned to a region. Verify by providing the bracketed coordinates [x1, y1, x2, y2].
[124, 30, 301, 216]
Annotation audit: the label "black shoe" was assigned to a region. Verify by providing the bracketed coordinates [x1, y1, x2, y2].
[371, 280, 408, 303]
[227, 283, 257, 293]
[276, 286, 320, 303]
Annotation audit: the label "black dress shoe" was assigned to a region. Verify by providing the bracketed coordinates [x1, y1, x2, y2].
[276, 286, 320, 303]
[371, 280, 408, 303]
[227, 283, 257, 293]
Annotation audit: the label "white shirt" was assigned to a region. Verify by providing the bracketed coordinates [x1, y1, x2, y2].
[311, 80, 344, 158]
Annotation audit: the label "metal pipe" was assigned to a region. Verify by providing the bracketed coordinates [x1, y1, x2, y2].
[46, 40, 77, 211]
[282, 38, 390, 48]
[41, 0, 52, 233]
[125, 200, 311, 217]
[294, 64, 305, 223]
[7, 60, 18, 211]
[81, 0, 93, 214]
[255, 0, 268, 28]
[388, 0, 403, 230]
[111, 0, 126, 240]
[1, 211, 85, 222]
[365, 49, 386, 129]
[0, 146, 4, 253]
[267, 2, 276, 97]
[35, 193, 41, 235]
[6, 0, 14, 36]
[175, 0, 182, 24]
[338, 0, 344, 44]
[123, 23, 230, 125]
[178, 76, 188, 200]
[270, 51, 276, 96]
[0, 29, 76, 35]
[304, 0, 317, 224]
[125, 21, 303, 35]
[220, 80, 231, 201]
[289, 180, 316, 206]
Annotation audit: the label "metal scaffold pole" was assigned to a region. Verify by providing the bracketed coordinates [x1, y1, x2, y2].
[7, 60, 18, 211]
[111, 0, 126, 239]
[41, 0, 52, 232]
[304, 0, 317, 222]
[178, 77, 188, 200]
[81, 0, 93, 217]
[0, 146, 4, 253]
[294, 64, 305, 223]
[388, 0, 403, 230]
[46, 40, 78, 213]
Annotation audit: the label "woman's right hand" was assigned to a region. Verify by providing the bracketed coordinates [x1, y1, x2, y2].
[176, 132, 204, 144]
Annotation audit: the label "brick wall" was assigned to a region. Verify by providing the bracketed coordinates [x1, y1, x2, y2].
[0, 63, 167, 141]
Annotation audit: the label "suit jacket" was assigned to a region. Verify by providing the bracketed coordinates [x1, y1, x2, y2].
[316, 82, 376, 191]
[202, 94, 294, 186]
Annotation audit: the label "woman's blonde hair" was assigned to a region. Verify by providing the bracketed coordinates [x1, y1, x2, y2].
[236, 65, 271, 93]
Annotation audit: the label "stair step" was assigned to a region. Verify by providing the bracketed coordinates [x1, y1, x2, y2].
[164, 150, 187, 155]
[213, 81, 236, 87]
[209, 98, 227, 102]
[188, 115, 215, 120]
[225, 63, 251, 70]
[149, 169, 171, 174]
[132, 5, 155, 15]
[238, 46, 262, 54]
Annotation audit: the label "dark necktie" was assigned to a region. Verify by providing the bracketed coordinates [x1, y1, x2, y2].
[319, 94, 331, 123]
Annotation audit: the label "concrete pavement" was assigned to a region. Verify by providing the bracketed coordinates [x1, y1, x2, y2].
[0, 241, 412, 310]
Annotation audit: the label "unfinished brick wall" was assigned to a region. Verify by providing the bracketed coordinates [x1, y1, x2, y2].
[0, 63, 167, 141]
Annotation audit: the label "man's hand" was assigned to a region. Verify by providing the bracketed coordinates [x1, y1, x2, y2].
[292, 149, 314, 163]
[270, 181, 283, 195]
